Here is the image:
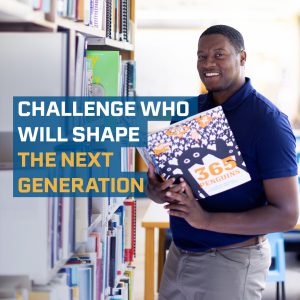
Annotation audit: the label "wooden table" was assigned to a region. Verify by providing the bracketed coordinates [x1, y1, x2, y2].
[142, 201, 300, 300]
[141, 202, 169, 300]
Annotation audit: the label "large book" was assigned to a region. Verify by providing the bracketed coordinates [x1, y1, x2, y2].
[85, 50, 120, 96]
[77, 266, 93, 300]
[138, 106, 251, 199]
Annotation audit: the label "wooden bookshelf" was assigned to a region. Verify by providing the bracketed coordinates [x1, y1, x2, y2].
[0, 0, 57, 30]
[0, 0, 134, 51]
[87, 37, 134, 51]
[56, 16, 105, 36]
[0, 0, 137, 298]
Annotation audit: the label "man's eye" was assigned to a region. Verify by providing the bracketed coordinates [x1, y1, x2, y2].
[216, 53, 224, 58]
[198, 55, 207, 61]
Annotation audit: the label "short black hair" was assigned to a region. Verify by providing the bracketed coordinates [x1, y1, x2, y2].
[200, 25, 245, 53]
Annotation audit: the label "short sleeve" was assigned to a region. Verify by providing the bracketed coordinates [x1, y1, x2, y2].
[256, 112, 297, 179]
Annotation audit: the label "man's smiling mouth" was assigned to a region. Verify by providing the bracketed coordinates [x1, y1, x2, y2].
[204, 72, 220, 77]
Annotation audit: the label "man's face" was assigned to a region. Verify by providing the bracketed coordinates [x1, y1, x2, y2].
[197, 34, 245, 94]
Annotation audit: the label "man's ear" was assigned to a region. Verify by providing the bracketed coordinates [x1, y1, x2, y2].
[240, 50, 247, 66]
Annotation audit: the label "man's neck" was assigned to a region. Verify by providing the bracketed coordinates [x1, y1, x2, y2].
[212, 78, 246, 105]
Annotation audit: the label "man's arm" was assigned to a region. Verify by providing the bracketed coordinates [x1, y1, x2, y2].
[165, 176, 299, 235]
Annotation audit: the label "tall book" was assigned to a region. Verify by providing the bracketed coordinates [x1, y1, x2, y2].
[109, 234, 117, 288]
[121, 60, 135, 97]
[123, 199, 135, 262]
[75, 33, 86, 97]
[86, 50, 120, 96]
[75, 197, 89, 244]
[76, 0, 85, 20]
[119, 0, 129, 42]
[138, 106, 251, 199]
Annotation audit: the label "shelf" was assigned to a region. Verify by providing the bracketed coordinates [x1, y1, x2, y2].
[56, 17, 105, 37]
[88, 213, 103, 233]
[0, 1, 134, 51]
[0, 0, 136, 294]
[32, 250, 74, 285]
[87, 37, 134, 51]
[0, 0, 56, 30]
[44, 255, 74, 285]
[103, 197, 126, 224]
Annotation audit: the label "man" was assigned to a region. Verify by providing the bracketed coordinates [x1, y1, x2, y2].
[147, 25, 299, 300]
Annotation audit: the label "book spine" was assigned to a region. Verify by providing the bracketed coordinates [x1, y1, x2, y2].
[123, 200, 134, 262]
[109, 235, 117, 288]
[105, 0, 112, 38]
[89, 0, 94, 26]
[84, 0, 90, 25]
[121, 0, 128, 42]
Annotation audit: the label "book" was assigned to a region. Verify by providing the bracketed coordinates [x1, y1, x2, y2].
[119, 0, 129, 42]
[84, 0, 90, 25]
[123, 267, 134, 300]
[138, 106, 251, 199]
[109, 234, 117, 288]
[85, 50, 120, 96]
[123, 199, 135, 262]
[75, 197, 89, 244]
[76, 0, 85, 20]
[121, 60, 135, 96]
[75, 33, 86, 97]
[105, 0, 113, 39]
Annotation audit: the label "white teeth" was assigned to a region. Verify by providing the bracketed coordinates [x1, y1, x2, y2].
[205, 72, 219, 77]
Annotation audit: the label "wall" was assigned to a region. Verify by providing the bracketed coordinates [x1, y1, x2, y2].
[135, 15, 300, 123]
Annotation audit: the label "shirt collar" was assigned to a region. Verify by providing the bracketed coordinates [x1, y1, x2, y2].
[206, 77, 254, 111]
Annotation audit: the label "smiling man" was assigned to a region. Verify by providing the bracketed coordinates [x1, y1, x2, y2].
[147, 25, 299, 300]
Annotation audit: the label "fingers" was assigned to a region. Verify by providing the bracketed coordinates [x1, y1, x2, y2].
[168, 210, 187, 218]
[160, 177, 176, 190]
[164, 202, 188, 219]
[165, 179, 196, 205]
[164, 203, 189, 214]
[165, 190, 187, 203]
[147, 164, 175, 190]
[147, 171, 194, 205]
[147, 163, 157, 180]
[179, 178, 194, 198]
[169, 182, 185, 193]
[146, 174, 177, 204]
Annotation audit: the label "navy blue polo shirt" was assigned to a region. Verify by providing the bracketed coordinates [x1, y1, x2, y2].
[170, 77, 298, 251]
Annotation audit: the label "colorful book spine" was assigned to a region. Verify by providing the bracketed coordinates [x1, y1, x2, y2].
[123, 199, 135, 262]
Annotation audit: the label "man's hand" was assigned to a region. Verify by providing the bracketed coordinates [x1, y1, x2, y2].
[164, 178, 211, 229]
[165, 176, 299, 235]
[146, 164, 178, 204]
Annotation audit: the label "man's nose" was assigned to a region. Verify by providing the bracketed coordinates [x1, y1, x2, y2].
[204, 56, 217, 67]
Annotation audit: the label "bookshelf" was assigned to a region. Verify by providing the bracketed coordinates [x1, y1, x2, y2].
[0, 0, 137, 299]
[0, 0, 57, 29]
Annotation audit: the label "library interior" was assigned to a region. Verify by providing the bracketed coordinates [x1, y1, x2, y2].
[1, 0, 300, 299]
